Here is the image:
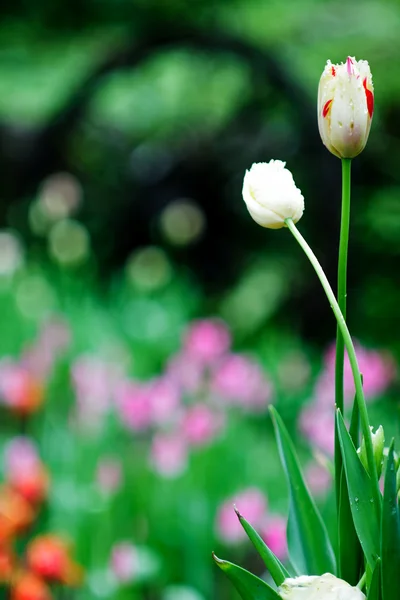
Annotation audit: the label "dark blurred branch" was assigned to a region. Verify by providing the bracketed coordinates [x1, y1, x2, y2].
[0, 23, 316, 201]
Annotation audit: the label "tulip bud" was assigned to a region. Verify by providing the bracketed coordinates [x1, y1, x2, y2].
[242, 161, 304, 229]
[278, 573, 365, 600]
[357, 425, 384, 478]
[318, 56, 374, 158]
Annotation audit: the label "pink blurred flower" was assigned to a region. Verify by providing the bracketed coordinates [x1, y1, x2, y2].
[304, 462, 332, 496]
[151, 433, 188, 478]
[216, 488, 267, 543]
[148, 377, 181, 426]
[96, 457, 123, 494]
[3, 437, 40, 476]
[71, 355, 122, 425]
[39, 317, 71, 353]
[3, 436, 49, 504]
[299, 404, 335, 456]
[110, 542, 137, 583]
[115, 381, 152, 432]
[21, 317, 71, 380]
[21, 345, 54, 381]
[260, 515, 287, 561]
[184, 319, 231, 364]
[182, 404, 224, 446]
[323, 342, 395, 403]
[211, 354, 272, 411]
[0, 360, 43, 415]
[166, 352, 205, 393]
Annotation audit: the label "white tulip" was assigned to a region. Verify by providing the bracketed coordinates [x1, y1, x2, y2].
[318, 56, 374, 159]
[278, 574, 366, 600]
[242, 160, 304, 229]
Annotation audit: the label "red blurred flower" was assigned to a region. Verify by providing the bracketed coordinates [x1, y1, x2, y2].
[11, 571, 52, 600]
[9, 465, 49, 506]
[0, 544, 16, 584]
[0, 486, 36, 543]
[26, 535, 82, 586]
[3, 437, 49, 505]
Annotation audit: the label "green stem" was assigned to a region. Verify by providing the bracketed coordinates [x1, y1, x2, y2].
[357, 572, 366, 590]
[335, 158, 352, 517]
[336, 158, 351, 414]
[285, 218, 381, 514]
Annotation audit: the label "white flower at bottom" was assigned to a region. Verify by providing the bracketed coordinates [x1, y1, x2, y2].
[242, 160, 304, 230]
[278, 574, 365, 600]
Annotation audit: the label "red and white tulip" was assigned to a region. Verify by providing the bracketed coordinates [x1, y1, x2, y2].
[318, 57, 374, 159]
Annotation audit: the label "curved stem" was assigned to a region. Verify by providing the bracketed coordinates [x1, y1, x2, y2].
[285, 218, 381, 513]
[336, 158, 352, 414]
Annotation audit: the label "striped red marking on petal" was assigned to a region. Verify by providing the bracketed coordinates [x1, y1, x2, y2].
[331, 66, 336, 76]
[346, 57, 354, 76]
[363, 78, 374, 118]
[322, 99, 333, 118]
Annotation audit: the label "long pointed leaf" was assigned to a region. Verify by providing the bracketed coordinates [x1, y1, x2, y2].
[368, 558, 382, 600]
[349, 387, 360, 446]
[338, 468, 363, 584]
[212, 554, 281, 600]
[235, 507, 290, 586]
[270, 407, 336, 575]
[381, 441, 400, 600]
[336, 411, 380, 569]
[338, 397, 362, 584]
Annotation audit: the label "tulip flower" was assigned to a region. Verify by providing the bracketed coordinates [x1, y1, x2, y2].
[318, 56, 374, 158]
[242, 161, 304, 229]
[278, 573, 365, 600]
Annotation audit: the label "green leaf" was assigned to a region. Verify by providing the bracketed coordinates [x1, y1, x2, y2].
[381, 441, 400, 600]
[235, 507, 290, 586]
[270, 406, 336, 576]
[338, 396, 362, 584]
[336, 411, 380, 569]
[212, 554, 281, 600]
[338, 468, 363, 585]
[349, 387, 360, 446]
[368, 558, 382, 600]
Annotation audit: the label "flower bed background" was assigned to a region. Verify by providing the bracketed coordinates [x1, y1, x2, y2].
[0, 257, 397, 599]
[1, 1, 400, 598]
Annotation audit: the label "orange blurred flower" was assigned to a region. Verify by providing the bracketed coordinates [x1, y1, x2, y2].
[9, 465, 50, 506]
[26, 535, 83, 586]
[10, 571, 52, 600]
[0, 544, 16, 584]
[0, 486, 36, 543]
